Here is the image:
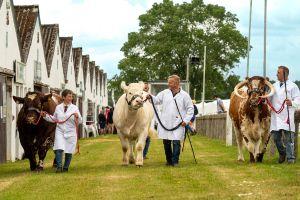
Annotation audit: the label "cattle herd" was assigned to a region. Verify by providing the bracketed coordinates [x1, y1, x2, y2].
[12, 76, 292, 171]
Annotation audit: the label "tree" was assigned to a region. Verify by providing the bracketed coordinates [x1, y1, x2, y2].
[109, 0, 248, 101]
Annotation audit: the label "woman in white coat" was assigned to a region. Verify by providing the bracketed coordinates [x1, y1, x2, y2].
[150, 75, 194, 166]
[42, 89, 82, 172]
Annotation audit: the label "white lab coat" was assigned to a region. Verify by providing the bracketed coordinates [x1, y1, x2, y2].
[270, 80, 300, 132]
[44, 103, 82, 153]
[151, 89, 194, 140]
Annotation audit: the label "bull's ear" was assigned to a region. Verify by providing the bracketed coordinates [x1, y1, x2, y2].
[41, 93, 52, 103]
[13, 96, 24, 104]
[245, 77, 249, 80]
[265, 77, 270, 81]
[121, 81, 128, 92]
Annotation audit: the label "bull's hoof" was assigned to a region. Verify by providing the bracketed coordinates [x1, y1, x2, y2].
[129, 159, 135, 164]
[249, 153, 255, 163]
[256, 153, 264, 163]
[136, 164, 143, 168]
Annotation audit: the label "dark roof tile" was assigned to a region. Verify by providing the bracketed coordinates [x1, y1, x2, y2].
[41, 24, 59, 77]
[82, 55, 89, 89]
[14, 5, 39, 63]
[59, 37, 73, 82]
[72, 47, 82, 84]
[89, 61, 95, 91]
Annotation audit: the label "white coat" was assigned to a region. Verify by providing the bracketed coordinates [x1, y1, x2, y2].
[44, 103, 82, 153]
[151, 89, 194, 140]
[270, 80, 300, 132]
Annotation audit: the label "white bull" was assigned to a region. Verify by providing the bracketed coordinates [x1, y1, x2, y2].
[113, 81, 154, 166]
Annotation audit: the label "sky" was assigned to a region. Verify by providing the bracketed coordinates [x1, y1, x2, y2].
[13, 0, 300, 81]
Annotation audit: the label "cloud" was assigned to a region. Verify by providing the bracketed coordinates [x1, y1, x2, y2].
[13, 0, 300, 81]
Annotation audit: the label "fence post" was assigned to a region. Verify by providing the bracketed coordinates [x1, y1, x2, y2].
[226, 112, 233, 146]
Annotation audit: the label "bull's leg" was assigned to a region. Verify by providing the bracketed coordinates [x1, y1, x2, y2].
[119, 134, 129, 165]
[234, 127, 245, 162]
[129, 141, 135, 164]
[135, 134, 146, 166]
[37, 148, 48, 170]
[28, 146, 38, 171]
[257, 131, 270, 163]
[249, 152, 255, 163]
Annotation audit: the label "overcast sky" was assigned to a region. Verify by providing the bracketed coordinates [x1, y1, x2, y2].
[13, 0, 300, 81]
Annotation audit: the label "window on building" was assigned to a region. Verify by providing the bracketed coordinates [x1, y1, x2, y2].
[37, 32, 39, 43]
[57, 60, 58, 70]
[34, 61, 42, 81]
[57, 47, 59, 55]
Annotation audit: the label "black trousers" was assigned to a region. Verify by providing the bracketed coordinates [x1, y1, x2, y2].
[163, 139, 181, 164]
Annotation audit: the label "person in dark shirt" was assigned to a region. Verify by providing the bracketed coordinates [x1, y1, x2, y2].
[98, 110, 106, 135]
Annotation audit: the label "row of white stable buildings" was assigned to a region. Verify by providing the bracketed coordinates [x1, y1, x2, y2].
[0, 0, 108, 163]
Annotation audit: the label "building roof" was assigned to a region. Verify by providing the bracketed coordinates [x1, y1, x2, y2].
[59, 37, 73, 83]
[14, 5, 39, 63]
[95, 67, 99, 92]
[72, 47, 82, 84]
[89, 61, 95, 91]
[82, 55, 89, 89]
[41, 24, 59, 77]
[0, 0, 3, 9]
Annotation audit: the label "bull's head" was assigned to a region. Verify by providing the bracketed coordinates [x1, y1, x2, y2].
[13, 92, 52, 124]
[233, 76, 275, 106]
[121, 81, 144, 110]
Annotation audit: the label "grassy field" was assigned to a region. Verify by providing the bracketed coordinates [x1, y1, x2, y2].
[0, 135, 299, 200]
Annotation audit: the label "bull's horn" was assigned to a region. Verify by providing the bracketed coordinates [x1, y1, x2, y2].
[121, 81, 128, 92]
[259, 80, 275, 99]
[233, 80, 248, 99]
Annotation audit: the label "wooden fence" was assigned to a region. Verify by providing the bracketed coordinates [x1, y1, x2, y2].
[195, 111, 299, 158]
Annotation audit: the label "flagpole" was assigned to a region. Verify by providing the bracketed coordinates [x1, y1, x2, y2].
[263, 0, 267, 77]
[246, 0, 253, 77]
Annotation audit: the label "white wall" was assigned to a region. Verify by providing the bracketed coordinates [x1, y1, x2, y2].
[0, 1, 23, 161]
[65, 50, 76, 92]
[24, 17, 49, 91]
[48, 35, 65, 90]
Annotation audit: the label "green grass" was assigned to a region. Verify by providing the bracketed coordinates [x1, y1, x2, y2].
[0, 135, 299, 200]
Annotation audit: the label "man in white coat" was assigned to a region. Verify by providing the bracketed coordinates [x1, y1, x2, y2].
[149, 75, 194, 166]
[42, 89, 82, 172]
[270, 66, 300, 164]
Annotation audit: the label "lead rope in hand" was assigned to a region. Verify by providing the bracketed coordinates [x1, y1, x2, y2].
[34, 112, 80, 154]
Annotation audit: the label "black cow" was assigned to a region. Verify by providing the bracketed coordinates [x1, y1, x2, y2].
[13, 92, 58, 171]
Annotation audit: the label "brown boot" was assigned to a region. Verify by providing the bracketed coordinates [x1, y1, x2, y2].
[278, 154, 286, 164]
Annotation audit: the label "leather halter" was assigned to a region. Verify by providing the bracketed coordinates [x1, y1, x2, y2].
[27, 107, 42, 114]
[125, 93, 143, 110]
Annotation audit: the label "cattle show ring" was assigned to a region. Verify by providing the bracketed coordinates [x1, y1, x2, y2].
[1, 0, 299, 199]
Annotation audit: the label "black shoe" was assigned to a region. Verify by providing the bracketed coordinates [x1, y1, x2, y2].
[63, 168, 68, 172]
[278, 154, 286, 164]
[287, 160, 295, 164]
[56, 167, 63, 173]
[172, 163, 179, 167]
[165, 162, 173, 166]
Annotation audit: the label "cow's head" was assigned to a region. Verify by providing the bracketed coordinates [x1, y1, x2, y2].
[233, 76, 275, 106]
[13, 92, 52, 124]
[121, 81, 144, 110]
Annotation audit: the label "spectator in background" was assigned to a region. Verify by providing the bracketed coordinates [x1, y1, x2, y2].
[214, 95, 226, 114]
[188, 100, 198, 134]
[98, 110, 106, 135]
[106, 107, 114, 134]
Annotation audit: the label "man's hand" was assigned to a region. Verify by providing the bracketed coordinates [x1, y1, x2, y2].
[181, 122, 186, 127]
[41, 111, 47, 117]
[286, 99, 292, 106]
[74, 113, 79, 118]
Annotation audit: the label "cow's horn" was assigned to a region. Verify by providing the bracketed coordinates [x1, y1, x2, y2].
[233, 80, 248, 99]
[259, 80, 275, 99]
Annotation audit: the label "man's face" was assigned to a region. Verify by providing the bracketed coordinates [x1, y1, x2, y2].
[64, 94, 73, 104]
[168, 78, 179, 91]
[277, 68, 285, 82]
[144, 83, 149, 92]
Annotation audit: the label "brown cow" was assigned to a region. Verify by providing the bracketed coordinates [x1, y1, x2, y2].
[229, 76, 275, 163]
[13, 92, 59, 171]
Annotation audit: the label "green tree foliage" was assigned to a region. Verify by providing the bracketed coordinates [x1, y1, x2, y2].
[109, 0, 248, 101]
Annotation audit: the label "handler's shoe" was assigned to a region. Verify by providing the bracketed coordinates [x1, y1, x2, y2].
[287, 160, 295, 164]
[278, 154, 286, 164]
[63, 168, 69, 172]
[56, 167, 63, 173]
[165, 162, 173, 166]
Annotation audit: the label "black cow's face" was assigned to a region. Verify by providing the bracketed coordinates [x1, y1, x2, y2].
[13, 92, 52, 124]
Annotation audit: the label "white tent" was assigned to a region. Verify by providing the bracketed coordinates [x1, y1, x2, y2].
[195, 99, 230, 115]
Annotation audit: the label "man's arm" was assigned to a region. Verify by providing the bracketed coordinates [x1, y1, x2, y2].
[150, 91, 164, 105]
[291, 85, 300, 109]
[183, 95, 194, 125]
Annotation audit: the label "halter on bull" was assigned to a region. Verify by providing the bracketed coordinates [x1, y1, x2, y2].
[229, 76, 275, 163]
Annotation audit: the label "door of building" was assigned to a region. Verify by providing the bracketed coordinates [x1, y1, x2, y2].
[0, 75, 7, 163]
